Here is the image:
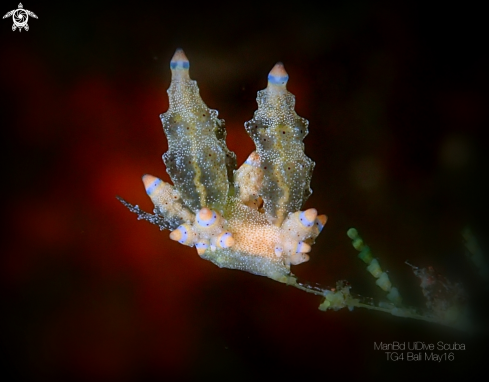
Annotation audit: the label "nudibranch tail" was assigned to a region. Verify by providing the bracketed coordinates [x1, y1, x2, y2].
[161, 49, 237, 214]
[243, 62, 314, 226]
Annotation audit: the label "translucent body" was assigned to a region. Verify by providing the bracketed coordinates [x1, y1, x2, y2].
[245, 77, 314, 225]
[135, 50, 326, 281]
[161, 50, 236, 213]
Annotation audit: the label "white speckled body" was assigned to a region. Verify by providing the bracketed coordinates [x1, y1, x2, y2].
[133, 50, 326, 281]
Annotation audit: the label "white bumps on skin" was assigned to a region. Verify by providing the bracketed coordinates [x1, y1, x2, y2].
[244, 62, 314, 226]
[142, 49, 327, 281]
[161, 49, 237, 214]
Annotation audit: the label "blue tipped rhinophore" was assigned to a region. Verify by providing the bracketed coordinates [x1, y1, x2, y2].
[316, 220, 325, 232]
[195, 241, 209, 250]
[170, 61, 190, 69]
[296, 241, 306, 253]
[146, 178, 162, 196]
[219, 232, 233, 248]
[299, 211, 315, 227]
[196, 209, 218, 227]
[268, 74, 289, 85]
[176, 225, 189, 244]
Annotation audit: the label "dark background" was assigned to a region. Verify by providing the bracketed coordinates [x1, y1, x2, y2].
[1, 1, 488, 380]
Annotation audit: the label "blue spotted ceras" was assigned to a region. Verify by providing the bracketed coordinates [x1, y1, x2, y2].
[118, 49, 327, 283]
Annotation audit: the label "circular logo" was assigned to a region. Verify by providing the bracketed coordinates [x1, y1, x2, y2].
[12, 8, 28, 28]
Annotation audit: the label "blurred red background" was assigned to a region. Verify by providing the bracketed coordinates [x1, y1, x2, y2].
[1, 1, 488, 380]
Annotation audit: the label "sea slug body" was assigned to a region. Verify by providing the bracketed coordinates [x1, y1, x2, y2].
[125, 49, 327, 282]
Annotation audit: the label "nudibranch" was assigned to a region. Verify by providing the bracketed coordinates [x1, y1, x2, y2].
[119, 49, 327, 283]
